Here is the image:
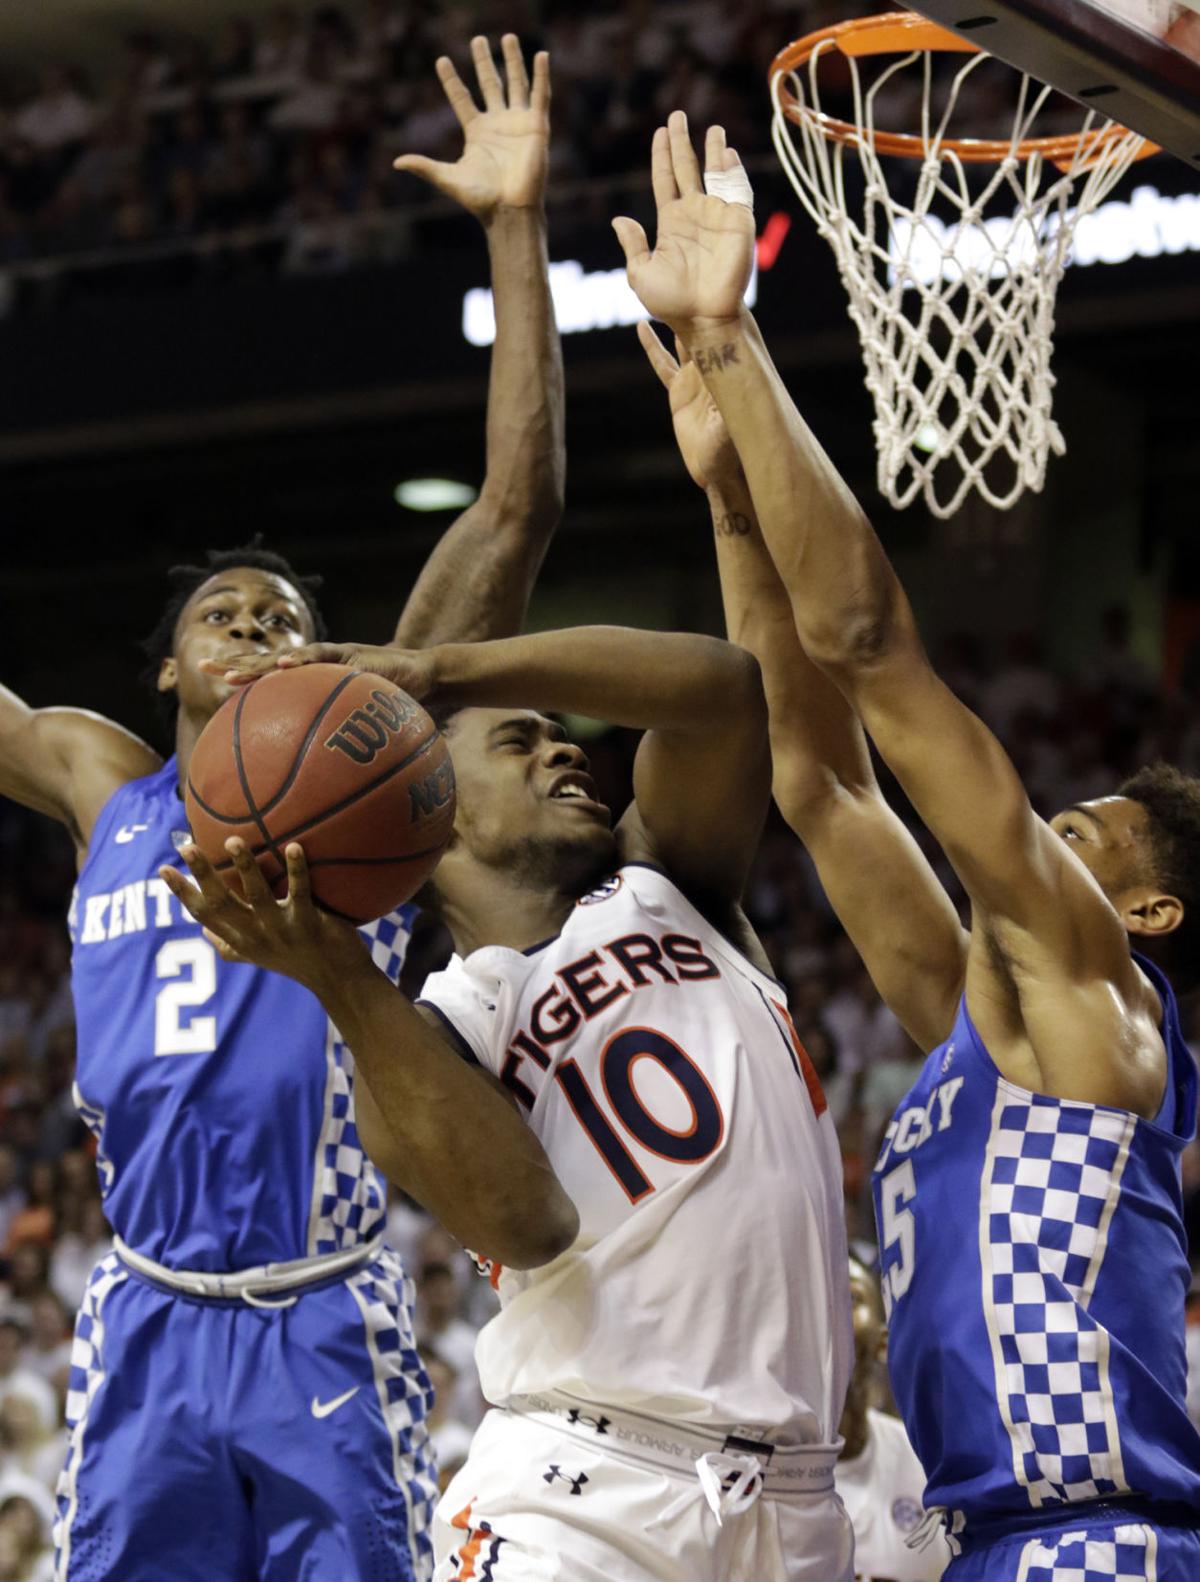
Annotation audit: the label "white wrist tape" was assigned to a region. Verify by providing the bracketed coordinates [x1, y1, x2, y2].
[703, 164, 755, 214]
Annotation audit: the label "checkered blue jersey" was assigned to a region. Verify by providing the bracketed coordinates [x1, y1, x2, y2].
[68, 757, 415, 1270]
[872, 953, 1200, 1525]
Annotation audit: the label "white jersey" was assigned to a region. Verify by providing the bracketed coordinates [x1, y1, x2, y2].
[419, 863, 851, 1444]
[836, 1409, 948, 1582]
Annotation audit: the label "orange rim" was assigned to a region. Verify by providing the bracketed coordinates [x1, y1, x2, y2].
[768, 10, 1158, 166]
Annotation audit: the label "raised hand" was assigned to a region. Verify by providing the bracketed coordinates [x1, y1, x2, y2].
[637, 320, 740, 493]
[159, 840, 366, 990]
[394, 34, 549, 220]
[614, 116, 755, 336]
[201, 642, 438, 697]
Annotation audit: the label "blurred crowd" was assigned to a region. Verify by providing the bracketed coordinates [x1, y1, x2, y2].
[0, 0, 1074, 302]
[4, 602, 1200, 1568]
[0, 0, 808, 291]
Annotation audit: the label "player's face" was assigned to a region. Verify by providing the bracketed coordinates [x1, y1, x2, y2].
[441, 707, 617, 893]
[158, 567, 314, 722]
[1048, 795, 1150, 902]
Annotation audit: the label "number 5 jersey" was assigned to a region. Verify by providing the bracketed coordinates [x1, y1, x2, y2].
[417, 862, 853, 1445]
[871, 952, 1200, 1530]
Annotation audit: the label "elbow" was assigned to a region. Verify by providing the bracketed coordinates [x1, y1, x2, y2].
[804, 587, 915, 682]
[497, 1188, 579, 1272]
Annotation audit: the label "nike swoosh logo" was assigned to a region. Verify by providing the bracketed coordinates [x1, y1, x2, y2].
[114, 824, 149, 844]
[311, 1386, 361, 1419]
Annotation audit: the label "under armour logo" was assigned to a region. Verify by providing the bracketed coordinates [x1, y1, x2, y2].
[542, 1466, 588, 1495]
[567, 1408, 610, 1435]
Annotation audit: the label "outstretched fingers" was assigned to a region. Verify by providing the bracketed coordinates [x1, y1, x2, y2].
[667, 109, 702, 195]
[651, 125, 677, 212]
[435, 54, 478, 127]
[500, 33, 529, 108]
[470, 35, 505, 111]
[611, 215, 651, 270]
[636, 320, 679, 389]
[704, 123, 727, 176]
[529, 49, 550, 114]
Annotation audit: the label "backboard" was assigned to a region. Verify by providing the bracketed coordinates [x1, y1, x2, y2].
[908, 0, 1200, 165]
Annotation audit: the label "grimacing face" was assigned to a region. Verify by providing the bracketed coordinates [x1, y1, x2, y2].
[439, 707, 618, 890]
[157, 566, 314, 723]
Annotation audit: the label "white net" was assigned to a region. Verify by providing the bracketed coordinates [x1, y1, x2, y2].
[770, 34, 1148, 517]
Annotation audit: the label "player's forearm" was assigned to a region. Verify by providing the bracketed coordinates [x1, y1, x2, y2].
[393, 208, 564, 648]
[478, 206, 565, 533]
[684, 312, 912, 679]
[429, 625, 763, 735]
[313, 961, 578, 1268]
[704, 471, 878, 818]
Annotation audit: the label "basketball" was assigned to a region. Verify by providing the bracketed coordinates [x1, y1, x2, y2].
[183, 663, 455, 924]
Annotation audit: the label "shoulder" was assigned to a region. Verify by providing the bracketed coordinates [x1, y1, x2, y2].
[417, 949, 521, 1071]
[612, 853, 777, 982]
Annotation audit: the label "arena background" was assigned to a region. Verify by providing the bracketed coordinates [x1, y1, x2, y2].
[1, 0, 1199, 1572]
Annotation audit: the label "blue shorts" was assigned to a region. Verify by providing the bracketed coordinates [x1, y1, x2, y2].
[946, 1503, 1200, 1582]
[55, 1247, 438, 1581]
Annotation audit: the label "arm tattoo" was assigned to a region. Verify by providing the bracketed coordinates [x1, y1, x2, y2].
[714, 512, 751, 538]
[693, 343, 739, 376]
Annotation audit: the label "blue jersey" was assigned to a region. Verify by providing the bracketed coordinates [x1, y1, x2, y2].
[871, 954, 1200, 1526]
[68, 757, 415, 1270]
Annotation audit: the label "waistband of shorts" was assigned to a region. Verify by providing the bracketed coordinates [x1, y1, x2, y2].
[504, 1389, 839, 1495]
[952, 1495, 1200, 1553]
[113, 1234, 384, 1303]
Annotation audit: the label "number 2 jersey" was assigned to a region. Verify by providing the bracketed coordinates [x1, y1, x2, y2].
[871, 953, 1200, 1526]
[68, 757, 414, 1269]
[417, 862, 852, 1444]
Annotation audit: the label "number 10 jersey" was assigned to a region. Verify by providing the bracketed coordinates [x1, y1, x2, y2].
[68, 757, 414, 1270]
[417, 862, 852, 1446]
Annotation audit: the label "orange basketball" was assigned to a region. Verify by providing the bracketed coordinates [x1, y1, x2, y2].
[184, 664, 455, 924]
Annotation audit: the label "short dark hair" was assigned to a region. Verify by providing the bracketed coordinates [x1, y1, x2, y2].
[140, 535, 328, 733]
[1120, 761, 1200, 995]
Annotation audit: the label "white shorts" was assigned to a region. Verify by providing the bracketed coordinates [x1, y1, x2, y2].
[432, 1398, 855, 1582]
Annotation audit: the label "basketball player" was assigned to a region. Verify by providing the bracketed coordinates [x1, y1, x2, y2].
[615, 113, 1200, 1576]
[195, 618, 857, 1581]
[634, 320, 946, 1582]
[0, 36, 567, 1581]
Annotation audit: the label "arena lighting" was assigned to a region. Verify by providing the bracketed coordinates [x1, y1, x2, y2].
[888, 183, 1200, 289]
[394, 478, 478, 511]
[462, 255, 758, 348]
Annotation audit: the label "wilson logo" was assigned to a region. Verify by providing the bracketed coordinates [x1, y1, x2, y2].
[324, 689, 416, 766]
[409, 758, 455, 820]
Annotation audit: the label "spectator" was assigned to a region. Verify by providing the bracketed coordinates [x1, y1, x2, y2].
[0, 1160, 20, 1254]
[0, 1394, 64, 1498]
[268, 47, 345, 133]
[0, 1325, 55, 1445]
[0, 1492, 53, 1582]
[3, 1166, 55, 1257]
[11, 67, 95, 156]
[48, 1197, 110, 1315]
[254, 5, 309, 83]
[20, 1295, 70, 1395]
[421, 1348, 475, 1494]
[212, 17, 257, 82]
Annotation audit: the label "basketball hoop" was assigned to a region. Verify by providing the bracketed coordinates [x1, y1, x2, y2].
[768, 12, 1156, 517]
